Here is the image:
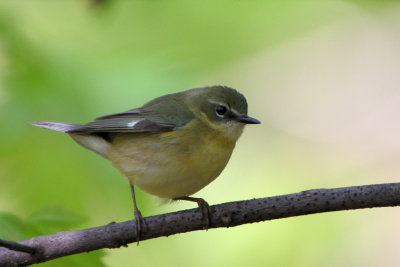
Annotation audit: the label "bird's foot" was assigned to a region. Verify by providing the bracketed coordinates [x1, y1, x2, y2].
[173, 196, 211, 228]
[133, 208, 147, 244]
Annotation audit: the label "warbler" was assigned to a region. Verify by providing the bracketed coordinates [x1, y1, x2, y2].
[32, 86, 260, 235]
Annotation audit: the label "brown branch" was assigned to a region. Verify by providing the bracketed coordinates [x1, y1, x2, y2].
[1, 182, 400, 266]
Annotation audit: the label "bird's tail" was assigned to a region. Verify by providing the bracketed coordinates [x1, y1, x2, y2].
[32, 121, 110, 159]
[31, 121, 81, 133]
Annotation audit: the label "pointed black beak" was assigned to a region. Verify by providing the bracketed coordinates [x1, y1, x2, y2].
[236, 115, 261, 124]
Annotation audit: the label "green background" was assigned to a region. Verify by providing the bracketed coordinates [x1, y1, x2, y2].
[1, 1, 400, 266]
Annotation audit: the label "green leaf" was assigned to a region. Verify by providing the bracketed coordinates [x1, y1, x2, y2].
[0, 212, 28, 240]
[26, 207, 86, 236]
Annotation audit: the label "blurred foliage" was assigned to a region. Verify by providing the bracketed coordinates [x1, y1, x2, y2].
[0, 0, 399, 266]
[0, 209, 105, 266]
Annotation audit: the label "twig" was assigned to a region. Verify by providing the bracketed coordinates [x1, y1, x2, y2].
[1, 182, 400, 266]
[0, 239, 36, 254]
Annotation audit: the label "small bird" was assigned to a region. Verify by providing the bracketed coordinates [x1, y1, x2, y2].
[32, 86, 260, 237]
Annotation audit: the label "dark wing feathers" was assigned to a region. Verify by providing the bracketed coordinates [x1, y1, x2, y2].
[34, 93, 195, 135]
[67, 108, 179, 134]
[68, 117, 176, 134]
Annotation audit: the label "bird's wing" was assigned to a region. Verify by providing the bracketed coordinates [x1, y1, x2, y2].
[67, 108, 178, 134]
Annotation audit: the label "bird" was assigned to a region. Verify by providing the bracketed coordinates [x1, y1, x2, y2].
[32, 85, 260, 238]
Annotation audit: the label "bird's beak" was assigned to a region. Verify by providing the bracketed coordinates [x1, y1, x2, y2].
[236, 115, 261, 124]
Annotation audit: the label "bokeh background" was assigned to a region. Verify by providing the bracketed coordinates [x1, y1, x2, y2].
[1, 1, 400, 266]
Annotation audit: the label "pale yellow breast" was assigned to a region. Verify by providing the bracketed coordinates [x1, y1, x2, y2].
[106, 120, 237, 199]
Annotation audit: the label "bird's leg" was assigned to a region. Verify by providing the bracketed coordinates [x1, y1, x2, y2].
[173, 196, 211, 227]
[130, 182, 146, 242]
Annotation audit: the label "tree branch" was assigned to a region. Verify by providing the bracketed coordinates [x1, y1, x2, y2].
[0, 239, 36, 255]
[1, 182, 400, 266]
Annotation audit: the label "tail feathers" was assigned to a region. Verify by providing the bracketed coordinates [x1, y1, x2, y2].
[31, 121, 81, 133]
[32, 121, 110, 159]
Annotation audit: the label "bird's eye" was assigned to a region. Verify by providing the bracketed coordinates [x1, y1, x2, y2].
[215, 105, 228, 117]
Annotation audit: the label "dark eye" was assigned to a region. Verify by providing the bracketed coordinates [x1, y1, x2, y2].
[216, 105, 228, 117]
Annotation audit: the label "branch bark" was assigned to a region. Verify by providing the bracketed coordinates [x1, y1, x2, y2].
[0, 239, 36, 255]
[1, 182, 400, 266]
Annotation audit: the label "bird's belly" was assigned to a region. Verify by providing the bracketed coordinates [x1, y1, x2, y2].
[107, 131, 235, 199]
